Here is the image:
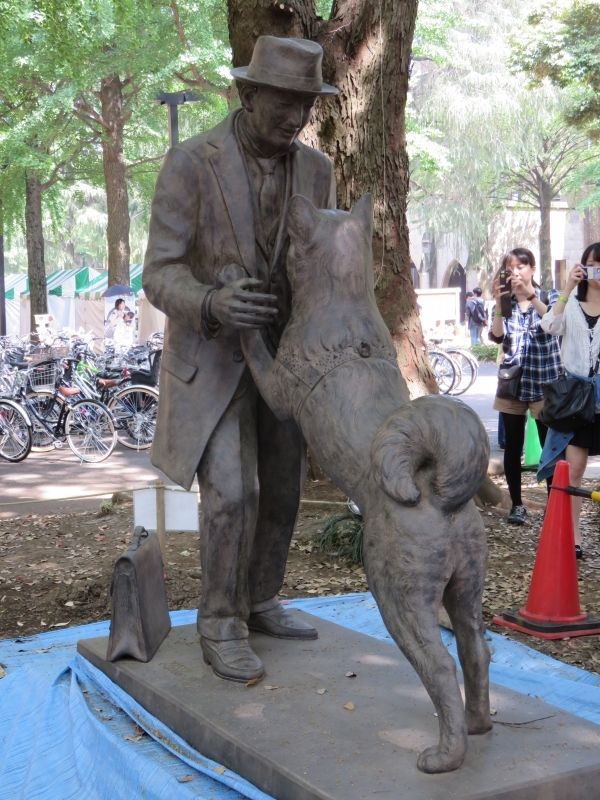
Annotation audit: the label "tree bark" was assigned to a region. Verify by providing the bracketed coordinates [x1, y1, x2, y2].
[227, 0, 435, 394]
[0, 199, 5, 337]
[100, 75, 130, 287]
[538, 178, 553, 288]
[24, 173, 48, 327]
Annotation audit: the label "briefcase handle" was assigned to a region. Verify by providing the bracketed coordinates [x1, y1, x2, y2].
[131, 525, 149, 551]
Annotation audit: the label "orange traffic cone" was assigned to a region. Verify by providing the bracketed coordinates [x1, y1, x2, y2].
[493, 460, 600, 640]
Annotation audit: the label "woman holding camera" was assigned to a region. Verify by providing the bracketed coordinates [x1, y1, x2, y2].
[538, 242, 600, 557]
[489, 247, 561, 525]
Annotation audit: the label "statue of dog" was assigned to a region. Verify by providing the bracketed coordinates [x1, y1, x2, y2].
[240, 194, 492, 773]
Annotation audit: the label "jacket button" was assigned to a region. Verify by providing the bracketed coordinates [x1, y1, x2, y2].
[358, 341, 371, 358]
[233, 349, 244, 363]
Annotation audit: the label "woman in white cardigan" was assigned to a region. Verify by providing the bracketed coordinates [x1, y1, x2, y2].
[539, 242, 600, 557]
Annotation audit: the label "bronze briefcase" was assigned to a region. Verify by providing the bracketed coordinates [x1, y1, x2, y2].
[106, 526, 171, 662]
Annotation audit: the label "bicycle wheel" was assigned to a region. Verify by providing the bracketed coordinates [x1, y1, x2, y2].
[65, 399, 117, 462]
[26, 391, 64, 452]
[0, 400, 32, 462]
[108, 385, 159, 450]
[445, 348, 479, 396]
[428, 350, 458, 394]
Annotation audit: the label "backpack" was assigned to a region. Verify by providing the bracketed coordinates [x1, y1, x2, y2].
[471, 299, 488, 326]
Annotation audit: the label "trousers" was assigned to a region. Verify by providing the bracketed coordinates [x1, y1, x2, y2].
[196, 372, 305, 641]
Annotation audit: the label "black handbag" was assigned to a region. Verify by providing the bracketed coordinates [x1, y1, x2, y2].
[497, 362, 523, 400]
[539, 374, 596, 432]
[106, 526, 171, 662]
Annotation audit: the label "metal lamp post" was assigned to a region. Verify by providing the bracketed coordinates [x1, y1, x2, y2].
[156, 91, 201, 148]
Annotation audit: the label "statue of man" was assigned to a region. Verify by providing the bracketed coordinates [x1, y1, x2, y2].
[143, 36, 338, 682]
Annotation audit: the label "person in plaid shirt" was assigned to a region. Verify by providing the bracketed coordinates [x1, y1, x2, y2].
[489, 247, 561, 525]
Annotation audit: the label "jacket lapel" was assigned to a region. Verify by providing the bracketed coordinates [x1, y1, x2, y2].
[208, 114, 257, 276]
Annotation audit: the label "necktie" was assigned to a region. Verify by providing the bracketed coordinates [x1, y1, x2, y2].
[257, 157, 279, 249]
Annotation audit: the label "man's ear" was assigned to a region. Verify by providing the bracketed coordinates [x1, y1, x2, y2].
[238, 83, 257, 112]
[288, 194, 319, 243]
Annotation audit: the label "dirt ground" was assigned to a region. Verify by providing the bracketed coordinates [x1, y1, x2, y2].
[1, 473, 600, 677]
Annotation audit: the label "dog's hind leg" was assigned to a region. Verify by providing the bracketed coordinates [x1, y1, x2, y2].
[370, 578, 468, 773]
[443, 563, 492, 736]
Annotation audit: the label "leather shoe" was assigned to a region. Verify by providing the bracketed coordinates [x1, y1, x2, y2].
[249, 604, 318, 640]
[200, 637, 264, 682]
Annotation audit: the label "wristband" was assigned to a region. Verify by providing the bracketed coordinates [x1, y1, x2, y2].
[494, 311, 503, 318]
[526, 292, 536, 302]
[557, 295, 568, 304]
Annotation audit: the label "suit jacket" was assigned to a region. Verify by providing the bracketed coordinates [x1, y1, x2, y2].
[143, 110, 336, 489]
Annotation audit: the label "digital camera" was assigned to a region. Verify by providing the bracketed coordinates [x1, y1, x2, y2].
[585, 265, 600, 280]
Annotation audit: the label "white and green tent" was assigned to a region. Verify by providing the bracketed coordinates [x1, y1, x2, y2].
[76, 264, 143, 298]
[4, 273, 28, 301]
[19, 266, 100, 299]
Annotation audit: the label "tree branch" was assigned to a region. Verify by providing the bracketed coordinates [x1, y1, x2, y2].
[73, 95, 110, 133]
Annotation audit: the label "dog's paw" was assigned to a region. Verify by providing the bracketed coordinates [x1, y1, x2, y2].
[416, 744, 465, 774]
[467, 718, 493, 735]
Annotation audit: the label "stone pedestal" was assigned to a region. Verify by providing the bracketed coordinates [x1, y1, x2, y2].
[78, 613, 600, 800]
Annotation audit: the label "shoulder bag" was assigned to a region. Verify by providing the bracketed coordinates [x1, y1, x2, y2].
[538, 352, 600, 432]
[496, 362, 523, 400]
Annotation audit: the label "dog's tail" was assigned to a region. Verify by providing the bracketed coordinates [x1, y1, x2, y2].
[371, 395, 489, 511]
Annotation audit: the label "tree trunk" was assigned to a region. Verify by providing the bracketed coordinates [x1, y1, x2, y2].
[0, 199, 5, 337]
[538, 179, 553, 288]
[24, 173, 48, 328]
[227, 0, 435, 394]
[100, 75, 130, 287]
[584, 206, 600, 246]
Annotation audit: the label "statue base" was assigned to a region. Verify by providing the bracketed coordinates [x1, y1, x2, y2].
[78, 613, 600, 800]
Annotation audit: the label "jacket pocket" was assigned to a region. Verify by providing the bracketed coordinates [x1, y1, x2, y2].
[161, 349, 198, 383]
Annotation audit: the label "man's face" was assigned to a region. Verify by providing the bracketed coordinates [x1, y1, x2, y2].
[244, 86, 317, 156]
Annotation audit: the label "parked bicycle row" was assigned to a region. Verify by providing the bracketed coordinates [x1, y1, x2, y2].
[427, 340, 479, 395]
[0, 332, 163, 463]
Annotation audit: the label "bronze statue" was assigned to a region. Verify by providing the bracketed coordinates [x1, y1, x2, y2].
[240, 195, 492, 774]
[143, 36, 338, 683]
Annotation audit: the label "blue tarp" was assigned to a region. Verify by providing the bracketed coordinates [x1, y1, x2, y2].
[1, 593, 600, 799]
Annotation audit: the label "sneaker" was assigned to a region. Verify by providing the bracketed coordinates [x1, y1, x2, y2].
[507, 505, 528, 525]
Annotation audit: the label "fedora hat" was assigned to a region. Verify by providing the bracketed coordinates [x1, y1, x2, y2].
[231, 36, 338, 96]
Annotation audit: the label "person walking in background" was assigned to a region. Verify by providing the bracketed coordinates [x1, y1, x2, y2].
[538, 243, 600, 559]
[489, 247, 561, 525]
[466, 287, 487, 345]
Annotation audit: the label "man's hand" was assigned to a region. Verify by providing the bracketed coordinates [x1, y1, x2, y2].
[210, 277, 278, 329]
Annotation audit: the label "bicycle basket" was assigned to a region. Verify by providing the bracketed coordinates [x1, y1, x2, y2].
[29, 346, 70, 364]
[27, 361, 61, 393]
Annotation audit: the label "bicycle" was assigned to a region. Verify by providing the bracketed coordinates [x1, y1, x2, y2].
[12, 360, 117, 463]
[427, 339, 479, 396]
[0, 398, 32, 462]
[70, 351, 159, 451]
[428, 348, 460, 394]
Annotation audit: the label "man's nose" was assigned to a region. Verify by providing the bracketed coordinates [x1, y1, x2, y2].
[287, 105, 310, 130]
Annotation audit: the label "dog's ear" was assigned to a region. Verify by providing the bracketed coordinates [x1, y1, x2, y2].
[288, 194, 319, 243]
[351, 194, 373, 236]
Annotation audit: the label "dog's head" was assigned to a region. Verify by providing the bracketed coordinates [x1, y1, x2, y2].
[286, 194, 374, 301]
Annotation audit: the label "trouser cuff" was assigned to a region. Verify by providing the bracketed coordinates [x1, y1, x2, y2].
[197, 613, 249, 641]
[250, 596, 281, 614]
